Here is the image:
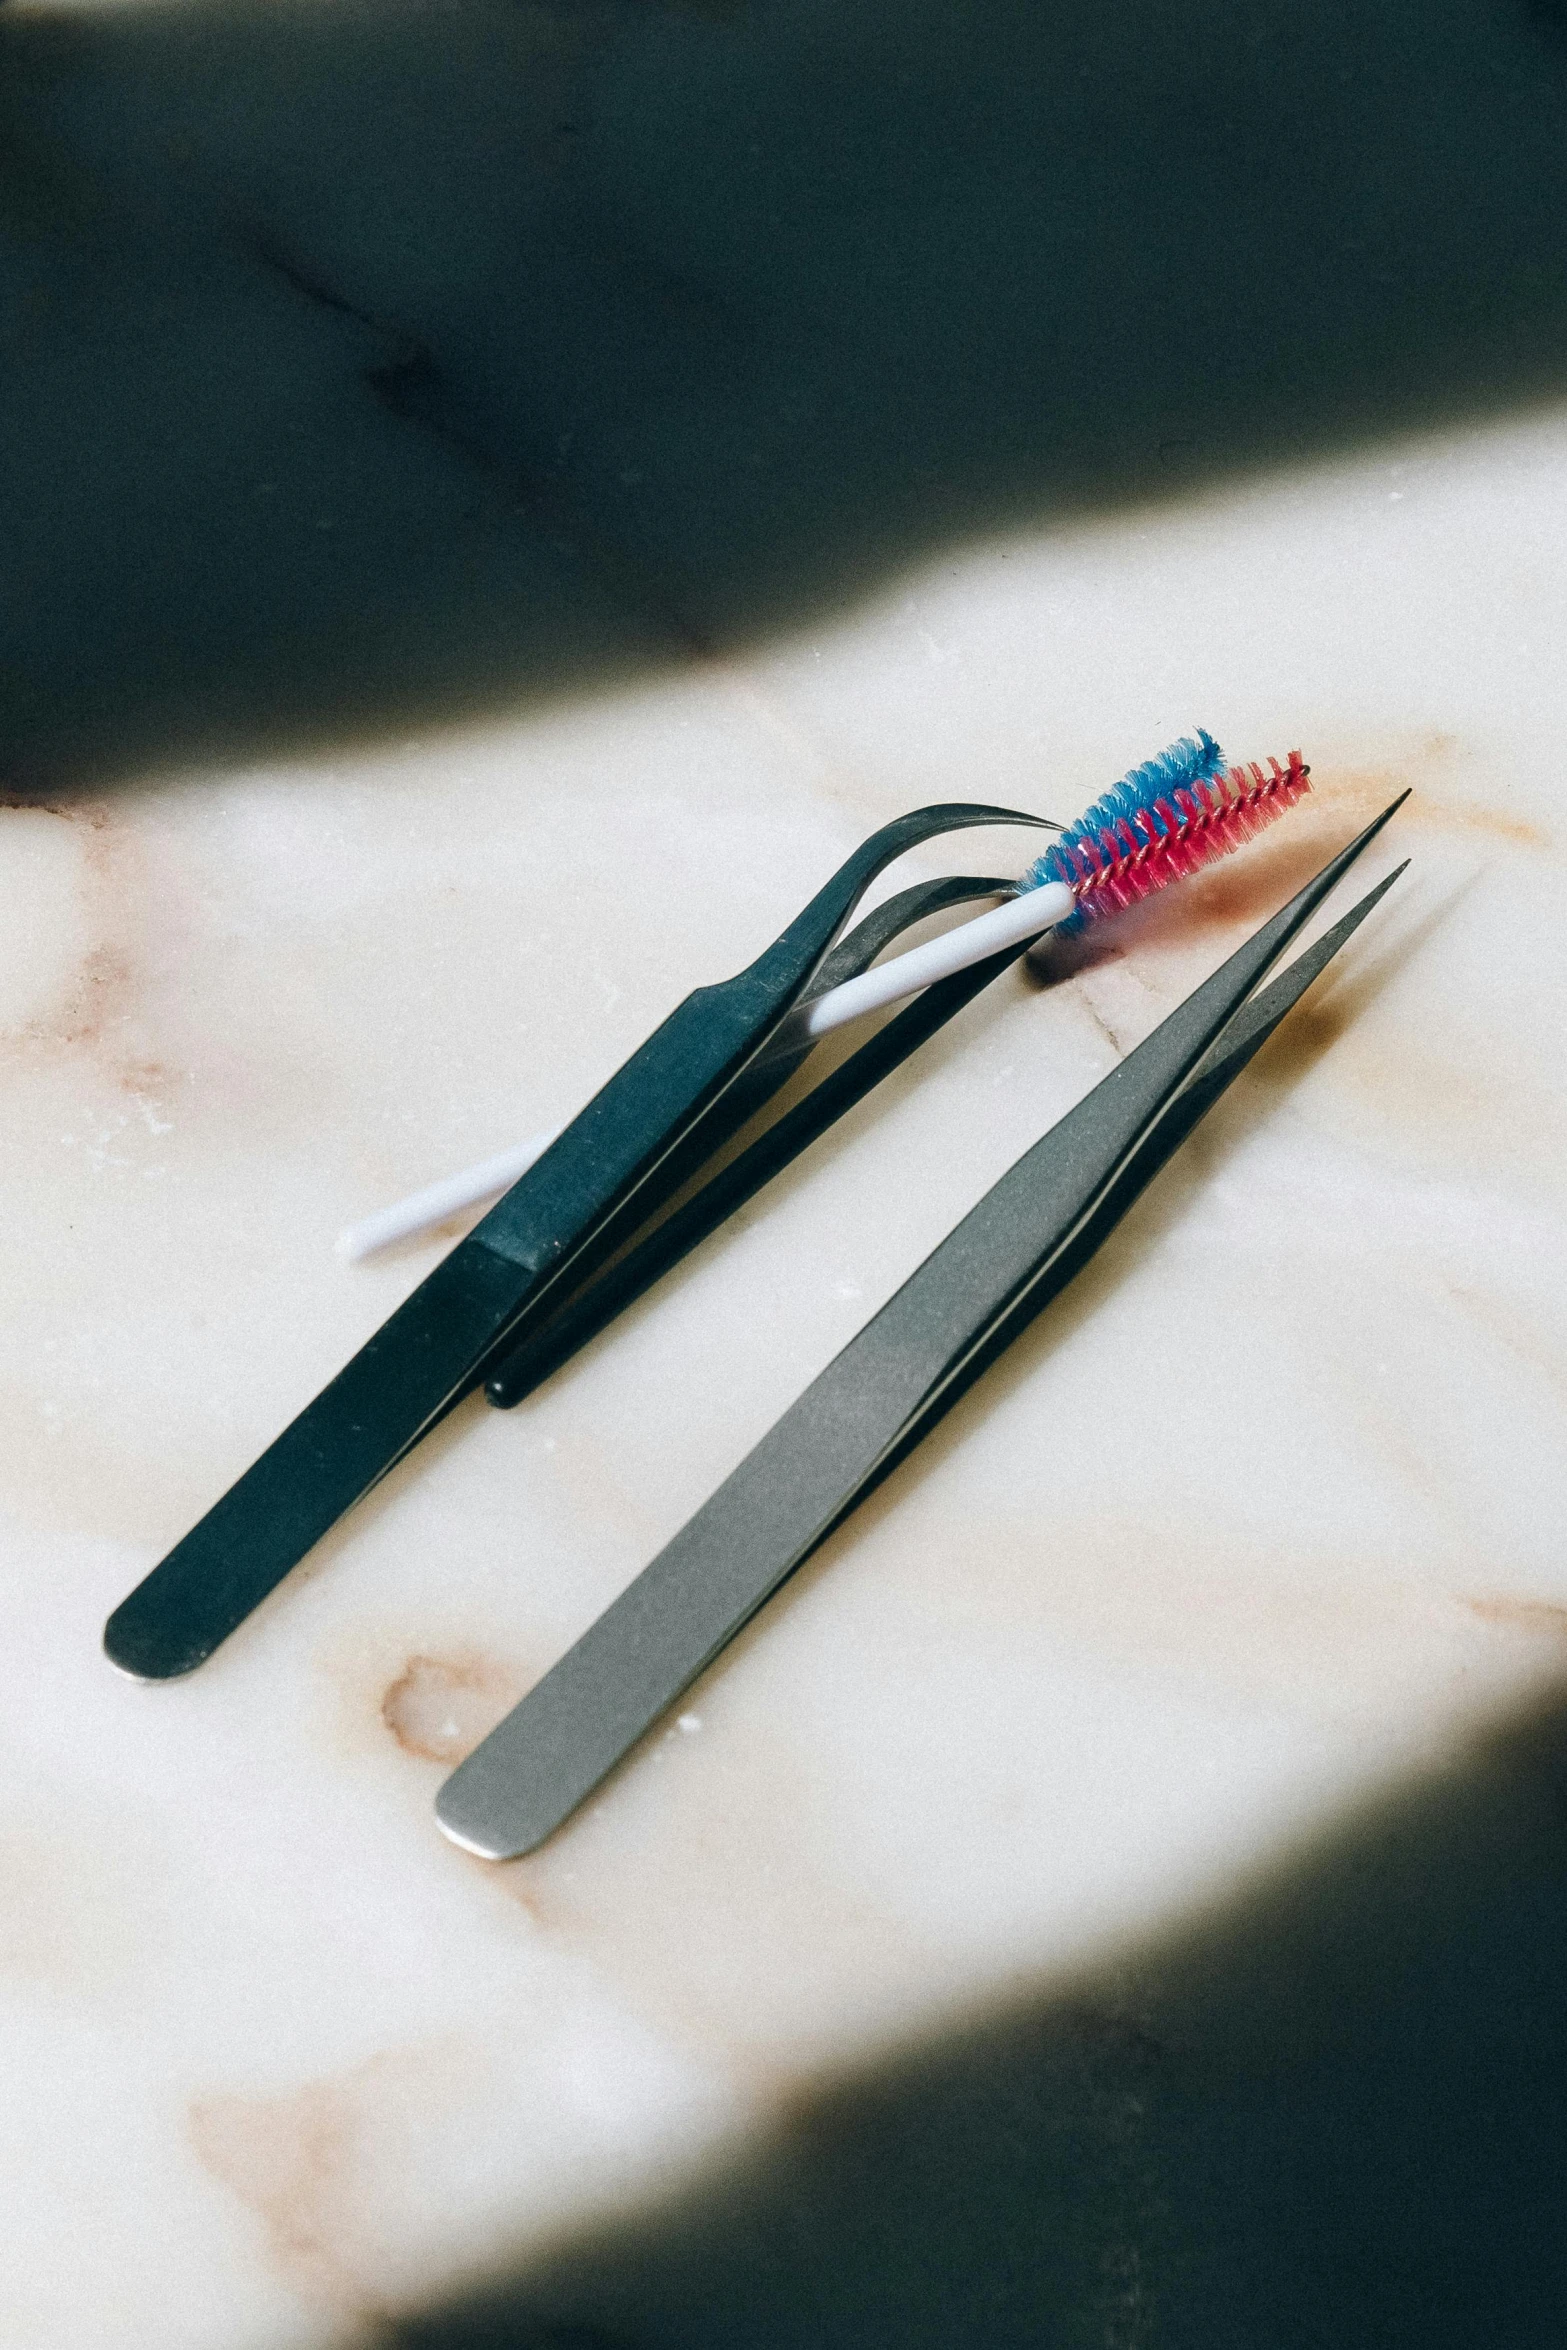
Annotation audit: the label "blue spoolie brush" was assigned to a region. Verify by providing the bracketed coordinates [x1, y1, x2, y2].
[339, 731, 1311, 1258]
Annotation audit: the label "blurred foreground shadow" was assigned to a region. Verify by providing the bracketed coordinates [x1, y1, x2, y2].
[390, 1690, 1567, 2349]
[3, 0, 1567, 789]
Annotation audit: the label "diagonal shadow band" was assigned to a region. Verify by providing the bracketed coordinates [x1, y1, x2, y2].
[362, 883, 1551, 2350]
[3, 0, 1567, 790]
[387, 1680, 1567, 2350]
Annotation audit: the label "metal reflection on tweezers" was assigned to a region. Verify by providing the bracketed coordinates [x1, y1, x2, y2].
[436, 797, 1410, 1862]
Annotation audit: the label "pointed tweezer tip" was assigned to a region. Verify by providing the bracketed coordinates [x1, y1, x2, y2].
[1363, 787, 1412, 833]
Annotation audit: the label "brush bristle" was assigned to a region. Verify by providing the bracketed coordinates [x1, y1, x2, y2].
[1024, 738, 1310, 932]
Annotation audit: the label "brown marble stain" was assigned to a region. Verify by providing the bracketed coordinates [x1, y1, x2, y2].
[382, 1654, 524, 1763]
[1224, 970, 1359, 1089]
[1029, 772, 1382, 994]
[0, 1791, 179, 2010]
[1027, 735, 1556, 1160]
[1069, 963, 1135, 1059]
[50, 941, 135, 1048]
[1320, 759, 1549, 852]
[1249, 966, 1564, 1178]
[1466, 1598, 1567, 1639]
[1037, 738, 1548, 995]
[1448, 804, 1548, 849]
[191, 2075, 374, 2320]
[1, 794, 118, 867]
[1446, 1285, 1567, 1407]
[189, 2040, 485, 2326]
[1, 795, 102, 821]
[0, 1833, 88, 1995]
[0, 798, 147, 1064]
[0, 1828, 135, 2003]
[188, 2049, 446, 2327]
[489, 1692, 919, 2081]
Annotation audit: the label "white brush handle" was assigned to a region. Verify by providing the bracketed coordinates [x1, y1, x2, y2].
[337, 879, 1074, 1261]
[764, 878, 1074, 1057]
[337, 1130, 562, 1261]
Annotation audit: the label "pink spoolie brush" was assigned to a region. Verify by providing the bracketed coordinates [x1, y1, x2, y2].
[338, 732, 1312, 1260]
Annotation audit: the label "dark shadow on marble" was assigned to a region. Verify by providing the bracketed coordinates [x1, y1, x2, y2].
[388, 1686, 1567, 2349]
[5, 0, 1567, 789]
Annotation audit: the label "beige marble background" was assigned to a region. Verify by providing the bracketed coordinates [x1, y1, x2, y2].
[3, 403, 1566, 2346]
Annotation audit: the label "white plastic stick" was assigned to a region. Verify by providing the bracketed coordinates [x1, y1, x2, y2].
[336, 1128, 562, 1261]
[760, 878, 1074, 1060]
[337, 879, 1074, 1261]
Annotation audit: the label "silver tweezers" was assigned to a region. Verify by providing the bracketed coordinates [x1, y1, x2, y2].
[437, 795, 1409, 1860]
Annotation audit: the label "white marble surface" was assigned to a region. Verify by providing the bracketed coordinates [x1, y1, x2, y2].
[4, 388, 1567, 2342]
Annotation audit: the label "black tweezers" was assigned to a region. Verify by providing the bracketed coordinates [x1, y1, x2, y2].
[435, 798, 1409, 1861]
[103, 802, 1053, 1680]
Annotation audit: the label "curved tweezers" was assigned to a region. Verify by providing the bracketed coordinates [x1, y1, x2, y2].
[485, 881, 1035, 1409]
[574, 870, 1022, 1295]
[437, 797, 1410, 1861]
[103, 801, 1048, 1682]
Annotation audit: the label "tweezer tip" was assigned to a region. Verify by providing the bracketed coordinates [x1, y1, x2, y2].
[434, 1789, 525, 1862]
[102, 1608, 207, 1682]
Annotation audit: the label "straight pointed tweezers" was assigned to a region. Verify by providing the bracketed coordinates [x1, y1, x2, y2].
[436, 797, 1408, 1861]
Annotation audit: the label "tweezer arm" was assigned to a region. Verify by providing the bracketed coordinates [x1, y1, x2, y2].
[485, 895, 1031, 1408]
[849, 863, 1408, 1517]
[104, 801, 1045, 1681]
[473, 806, 1041, 1277]
[437, 798, 1407, 1858]
[492, 873, 1021, 1344]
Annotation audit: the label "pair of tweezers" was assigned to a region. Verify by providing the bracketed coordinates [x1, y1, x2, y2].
[104, 802, 1055, 1681]
[435, 798, 1408, 1859]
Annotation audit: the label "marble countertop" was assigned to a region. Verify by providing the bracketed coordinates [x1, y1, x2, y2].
[5, 3, 1567, 2344]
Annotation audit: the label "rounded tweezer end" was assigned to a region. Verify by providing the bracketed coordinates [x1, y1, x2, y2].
[434, 1777, 540, 1864]
[101, 1601, 212, 1683]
